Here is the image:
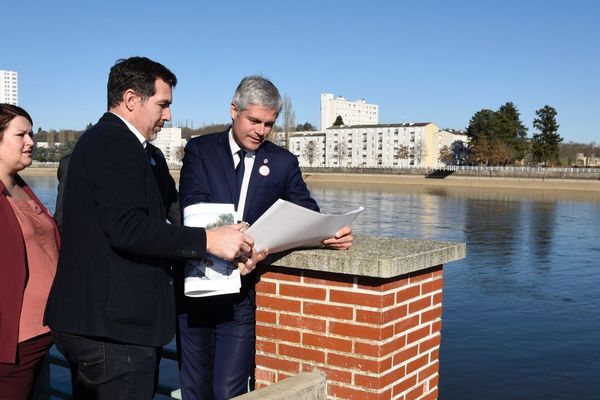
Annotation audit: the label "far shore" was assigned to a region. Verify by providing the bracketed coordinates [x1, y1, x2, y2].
[21, 167, 600, 193]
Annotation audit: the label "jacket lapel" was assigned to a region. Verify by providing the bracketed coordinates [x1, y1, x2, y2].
[216, 131, 237, 202]
[243, 145, 269, 220]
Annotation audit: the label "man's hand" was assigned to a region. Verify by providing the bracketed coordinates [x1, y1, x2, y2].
[322, 226, 353, 250]
[206, 223, 254, 261]
[235, 247, 269, 276]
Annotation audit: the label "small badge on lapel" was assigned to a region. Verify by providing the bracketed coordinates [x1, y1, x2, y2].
[263, 158, 269, 164]
[259, 165, 270, 176]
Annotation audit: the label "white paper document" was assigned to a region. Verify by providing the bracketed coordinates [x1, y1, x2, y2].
[182, 203, 241, 297]
[245, 199, 363, 254]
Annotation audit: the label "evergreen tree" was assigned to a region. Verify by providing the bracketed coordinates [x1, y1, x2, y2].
[531, 105, 562, 166]
[496, 102, 528, 161]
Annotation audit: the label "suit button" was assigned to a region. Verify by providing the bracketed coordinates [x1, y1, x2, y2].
[168, 279, 173, 286]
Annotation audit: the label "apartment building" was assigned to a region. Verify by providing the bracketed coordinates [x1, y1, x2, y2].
[320, 93, 378, 130]
[0, 70, 18, 105]
[152, 127, 187, 164]
[289, 123, 469, 169]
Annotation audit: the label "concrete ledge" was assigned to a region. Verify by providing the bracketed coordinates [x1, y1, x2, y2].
[232, 371, 326, 400]
[265, 235, 466, 278]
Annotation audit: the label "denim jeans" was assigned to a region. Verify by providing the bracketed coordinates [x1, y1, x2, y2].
[52, 331, 159, 400]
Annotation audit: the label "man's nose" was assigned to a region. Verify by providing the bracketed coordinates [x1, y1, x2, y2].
[163, 108, 172, 121]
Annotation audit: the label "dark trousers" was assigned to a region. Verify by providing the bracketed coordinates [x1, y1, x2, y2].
[177, 292, 255, 400]
[52, 331, 159, 400]
[0, 332, 52, 400]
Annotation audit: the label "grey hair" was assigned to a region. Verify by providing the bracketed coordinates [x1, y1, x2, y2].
[232, 75, 282, 115]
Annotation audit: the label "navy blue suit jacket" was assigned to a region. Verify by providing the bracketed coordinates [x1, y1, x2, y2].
[179, 129, 319, 224]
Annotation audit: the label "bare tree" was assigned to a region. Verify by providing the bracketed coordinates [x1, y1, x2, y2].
[303, 140, 316, 166]
[331, 140, 347, 167]
[414, 140, 426, 166]
[282, 94, 295, 149]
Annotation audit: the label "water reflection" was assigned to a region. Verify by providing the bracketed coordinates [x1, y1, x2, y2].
[24, 175, 600, 400]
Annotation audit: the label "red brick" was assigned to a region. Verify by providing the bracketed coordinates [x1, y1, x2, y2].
[303, 332, 352, 352]
[421, 387, 439, 400]
[419, 334, 441, 354]
[302, 269, 355, 287]
[276, 371, 293, 381]
[392, 374, 418, 397]
[254, 367, 276, 384]
[406, 383, 425, 400]
[433, 292, 443, 305]
[418, 362, 438, 382]
[256, 339, 277, 354]
[279, 314, 326, 332]
[406, 354, 429, 374]
[356, 309, 383, 324]
[429, 373, 439, 388]
[256, 295, 301, 313]
[255, 354, 300, 373]
[381, 335, 407, 356]
[431, 266, 443, 276]
[279, 283, 327, 300]
[408, 266, 441, 283]
[260, 267, 302, 282]
[358, 304, 408, 325]
[396, 286, 420, 303]
[421, 278, 443, 295]
[393, 345, 418, 367]
[430, 348, 439, 362]
[328, 353, 390, 374]
[395, 315, 420, 334]
[279, 343, 325, 363]
[408, 271, 432, 283]
[302, 365, 352, 384]
[303, 302, 354, 320]
[355, 335, 406, 358]
[256, 325, 300, 343]
[420, 307, 442, 324]
[330, 289, 394, 308]
[256, 310, 277, 324]
[383, 304, 408, 324]
[356, 365, 406, 389]
[408, 296, 431, 314]
[407, 326, 431, 344]
[256, 280, 277, 294]
[329, 384, 390, 400]
[356, 275, 409, 292]
[431, 320, 442, 334]
[330, 321, 394, 341]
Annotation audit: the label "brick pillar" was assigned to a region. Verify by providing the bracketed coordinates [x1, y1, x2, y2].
[254, 264, 444, 400]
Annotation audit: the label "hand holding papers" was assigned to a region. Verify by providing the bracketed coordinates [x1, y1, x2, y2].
[245, 199, 363, 254]
[183, 204, 241, 297]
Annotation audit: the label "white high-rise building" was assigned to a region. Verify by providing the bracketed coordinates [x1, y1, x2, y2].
[0, 70, 18, 105]
[320, 93, 378, 130]
[152, 127, 187, 165]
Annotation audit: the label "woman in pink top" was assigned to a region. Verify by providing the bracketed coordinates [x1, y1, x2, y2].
[0, 104, 60, 399]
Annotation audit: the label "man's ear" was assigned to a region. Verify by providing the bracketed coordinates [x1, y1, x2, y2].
[124, 89, 138, 112]
[230, 103, 238, 120]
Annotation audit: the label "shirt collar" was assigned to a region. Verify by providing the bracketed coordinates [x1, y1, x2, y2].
[228, 129, 255, 158]
[111, 112, 147, 148]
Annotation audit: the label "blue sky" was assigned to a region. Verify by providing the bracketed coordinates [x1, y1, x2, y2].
[3, 0, 599, 143]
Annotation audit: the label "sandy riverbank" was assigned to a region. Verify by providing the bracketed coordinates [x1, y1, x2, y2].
[21, 168, 600, 193]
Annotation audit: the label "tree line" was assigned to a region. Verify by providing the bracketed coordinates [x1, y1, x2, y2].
[448, 103, 574, 167]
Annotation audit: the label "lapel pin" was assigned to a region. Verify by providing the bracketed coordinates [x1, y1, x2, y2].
[263, 158, 269, 164]
[259, 165, 270, 176]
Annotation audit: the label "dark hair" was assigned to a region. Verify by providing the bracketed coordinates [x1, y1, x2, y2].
[0, 104, 33, 141]
[232, 75, 282, 114]
[107, 56, 177, 109]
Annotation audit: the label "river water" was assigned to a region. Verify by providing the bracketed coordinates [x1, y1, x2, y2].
[26, 175, 600, 400]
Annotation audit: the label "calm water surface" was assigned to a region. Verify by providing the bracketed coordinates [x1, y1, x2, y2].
[27, 175, 600, 400]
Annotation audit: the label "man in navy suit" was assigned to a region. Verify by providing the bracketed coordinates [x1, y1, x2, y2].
[177, 75, 353, 399]
[45, 57, 260, 399]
